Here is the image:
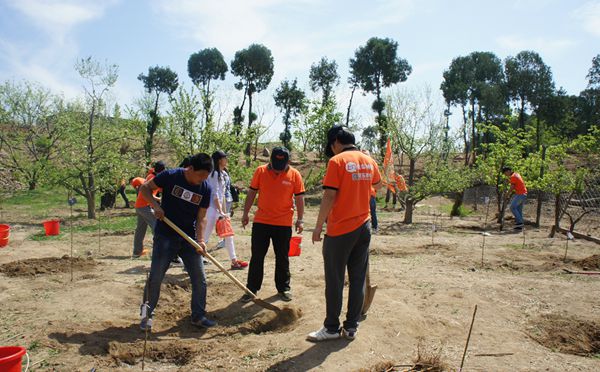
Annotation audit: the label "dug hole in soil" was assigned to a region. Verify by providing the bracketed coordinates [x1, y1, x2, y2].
[0, 255, 96, 277]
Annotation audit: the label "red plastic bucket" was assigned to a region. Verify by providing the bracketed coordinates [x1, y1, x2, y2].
[289, 236, 302, 257]
[0, 224, 9, 239]
[0, 346, 26, 372]
[43, 219, 60, 236]
[0, 237, 8, 248]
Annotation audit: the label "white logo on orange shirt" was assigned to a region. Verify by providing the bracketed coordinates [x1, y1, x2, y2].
[346, 162, 357, 173]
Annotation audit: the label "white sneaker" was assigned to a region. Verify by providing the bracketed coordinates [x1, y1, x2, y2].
[306, 327, 340, 342]
[341, 327, 357, 340]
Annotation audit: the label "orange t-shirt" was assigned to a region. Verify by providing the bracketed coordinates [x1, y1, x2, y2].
[323, 149, 381, 237]
[134, 173, 161, 208]
[510, 172, 527, 195]
[395, 174, 408, 192]
[250, 165, 305, 227]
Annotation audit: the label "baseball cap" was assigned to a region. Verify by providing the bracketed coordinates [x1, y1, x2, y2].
[270, 147, 290, 171]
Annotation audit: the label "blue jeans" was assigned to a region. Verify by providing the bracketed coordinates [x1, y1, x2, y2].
[510, 194, 526, 225]
[143, 234, 207, 321]
[369, 196, 378, 230]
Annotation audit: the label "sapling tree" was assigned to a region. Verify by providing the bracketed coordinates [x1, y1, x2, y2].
[274, 79, 305, 150]
[386, 86, 445, 223]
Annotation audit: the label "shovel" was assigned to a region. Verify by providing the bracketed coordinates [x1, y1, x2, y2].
[162, 216, 283, 313]
[361, 263, 377, 315]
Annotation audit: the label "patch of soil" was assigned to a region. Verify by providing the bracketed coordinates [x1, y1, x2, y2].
[574, 255, 600, 271]
[0, 255, 97, 277]
[528, 314, 600, 356]
[108, 339, 205, 366]
[240, 306, 302, 334]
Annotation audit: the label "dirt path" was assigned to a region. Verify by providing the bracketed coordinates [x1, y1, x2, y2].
[0, 204, 599, 371]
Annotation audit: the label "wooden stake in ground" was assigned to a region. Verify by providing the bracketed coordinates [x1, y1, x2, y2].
[563, 231, 574, 262]
[459, 304, 478, 372]
[481, 197, 491, 268]
[97, 211, 101, 255]
[68, 192, 76, 282]
[142, 271, 149, 370]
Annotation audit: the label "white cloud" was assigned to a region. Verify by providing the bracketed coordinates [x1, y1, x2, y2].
[496, 35, 576, 56]
[7, 0, 116, 44]
[1, 0, 120, 98]
[572, 1, 600, 37]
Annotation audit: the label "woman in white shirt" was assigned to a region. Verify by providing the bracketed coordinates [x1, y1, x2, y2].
[204, 151, 248, 270]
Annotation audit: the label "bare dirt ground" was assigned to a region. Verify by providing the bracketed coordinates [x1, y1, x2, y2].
[1, 197, 599, 371]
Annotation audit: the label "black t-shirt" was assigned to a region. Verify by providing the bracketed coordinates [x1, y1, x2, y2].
[153, 168, 211, 239]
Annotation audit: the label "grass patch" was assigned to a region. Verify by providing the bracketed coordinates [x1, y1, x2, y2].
[29, 231, 65, 241]
[73, 215, 137, 234]
[2, 188, 69, 218]
[440, 204, 473, 217]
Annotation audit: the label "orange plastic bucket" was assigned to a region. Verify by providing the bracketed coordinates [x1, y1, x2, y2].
[289, 236, 302, 256]
[43, 219, 60, 236]
[0, 224, 9, 239]
[0, 346, 26, 372]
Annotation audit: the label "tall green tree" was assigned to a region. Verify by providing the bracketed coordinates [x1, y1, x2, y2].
[441, 51, 506, 165]
[165, 85, 204, 161]
[309, 57, 340, 106]
[230, 43, 274, 146]
[350, 37, 412, 156]
[0, 80, 64, 190]
[576, 55, 600, 136]
[187, 48, 228, 127]
[587, 54, 600, 89]
[505, 50, 555, 148]
[138, 66, 179, 163]
[274, 79, 305, 149]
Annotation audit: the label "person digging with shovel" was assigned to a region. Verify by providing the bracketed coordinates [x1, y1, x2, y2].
[309, 126, 381, 342]
[138, 153, 216, 331]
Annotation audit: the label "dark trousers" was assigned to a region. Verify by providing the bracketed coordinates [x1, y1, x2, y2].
[369, 196, 378, 229]
[385, 189, 397, 205]
[322, 221, 370, 332]
[143, 234, 207, 321]
[246, 223, 292, 293]
[118, 185, 130, 207]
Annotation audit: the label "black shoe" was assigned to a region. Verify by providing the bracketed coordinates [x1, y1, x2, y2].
[278, 291, 292, 302]
[240, 293, 254, 303]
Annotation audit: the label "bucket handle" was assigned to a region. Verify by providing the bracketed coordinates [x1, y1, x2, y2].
[24, 351, 30, 372]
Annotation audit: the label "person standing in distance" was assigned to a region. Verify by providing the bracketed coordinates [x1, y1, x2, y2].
[308, 126, 381, 342]
[138, 153, 216, 331]
[502, 166, 527, 230]
[241, 147, 305, 303]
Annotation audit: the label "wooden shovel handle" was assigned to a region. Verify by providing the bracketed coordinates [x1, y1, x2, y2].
[162, 217, 256, 298]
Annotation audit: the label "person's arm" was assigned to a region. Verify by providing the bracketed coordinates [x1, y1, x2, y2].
[194, 207, 208, 255]
[140, 180, 164, 219]
[294, 194, 305, 233]
[312, 189, 337, 243]
[242, 189, 258, 228]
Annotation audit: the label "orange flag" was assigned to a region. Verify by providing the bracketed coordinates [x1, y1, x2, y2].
[382, 139, 397, 193]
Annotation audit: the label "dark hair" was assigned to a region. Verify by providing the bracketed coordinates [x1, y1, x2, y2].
[211, 150, 227, 176]
[325, 125, 356, 158]
[188, 153, 213, 172]
[128, 176, 135, 183]
[501, 166, 513, 173]
[179, 155, 192, 168]
[153, 160, 166, 174]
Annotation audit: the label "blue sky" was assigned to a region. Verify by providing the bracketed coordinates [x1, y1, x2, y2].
[0, 0, 599, 138]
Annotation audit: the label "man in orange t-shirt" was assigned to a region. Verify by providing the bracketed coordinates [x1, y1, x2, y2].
[502, 166, 527, 229]
[132, 161, 166, 257]
[241, 147, 305, 303]
[307, 126, 381, 342]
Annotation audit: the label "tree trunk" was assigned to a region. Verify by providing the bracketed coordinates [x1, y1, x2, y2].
[403, 198, 415, 224]
[345, 84, 357, 126]
[403, 158, 417, 224]
[535, 146, 546, 227]
[550, 194, 561, 238]
[471, 100, 477, 165]
[519, 99, 525, 130]
[245, 93, 254, 156]
[28, 181, 36, 190]
[451, 192, 464, 217]
[462, 105, 469, 166]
